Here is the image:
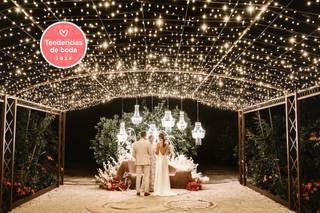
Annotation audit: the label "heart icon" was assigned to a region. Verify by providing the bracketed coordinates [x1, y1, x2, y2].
[59, 29, 68, 37]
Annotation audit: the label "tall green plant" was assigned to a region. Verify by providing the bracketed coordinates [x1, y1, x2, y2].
[245, 110, 288, 200]
[13, 108, 58, 200]
[90, 101, 196, 166]
[300, 97, 320, 213]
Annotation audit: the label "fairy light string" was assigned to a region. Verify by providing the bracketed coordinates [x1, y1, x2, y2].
[0, 0, 319, 111]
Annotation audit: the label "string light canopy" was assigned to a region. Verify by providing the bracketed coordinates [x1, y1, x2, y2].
[1, 0, 320, 111]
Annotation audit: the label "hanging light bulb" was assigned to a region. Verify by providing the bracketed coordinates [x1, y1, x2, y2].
[177, 111, 188, 131]
[192, 101, 205, 145]
[131, 99, 142, 125]
[117, 121, 128, 143]
[192, 122, 205, 145]
[162, 110, 175, 132]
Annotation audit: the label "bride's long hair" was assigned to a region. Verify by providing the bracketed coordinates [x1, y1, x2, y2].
[158, 132, 167, 147]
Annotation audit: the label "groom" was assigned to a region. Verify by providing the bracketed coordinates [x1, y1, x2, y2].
[132, 131, 152, 196]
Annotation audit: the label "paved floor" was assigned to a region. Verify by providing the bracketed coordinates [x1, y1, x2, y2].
[11, 179, 293, 213]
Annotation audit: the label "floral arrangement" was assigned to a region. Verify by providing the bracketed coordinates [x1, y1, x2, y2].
[94, 160, 130, 191]
[302, 180, 320, 213]
[3, 179, 35, 197]
[186, 178, 202, 191]
[170, 154, 198, 173]
[170, 154, 209, 184]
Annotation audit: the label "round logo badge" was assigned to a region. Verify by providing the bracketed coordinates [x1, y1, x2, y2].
[40, 22, 87, 69]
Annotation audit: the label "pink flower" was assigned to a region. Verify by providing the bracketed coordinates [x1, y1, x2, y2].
[306, 182, 313, 190]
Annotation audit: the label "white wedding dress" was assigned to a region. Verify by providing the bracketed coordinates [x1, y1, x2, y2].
[153, 149, 176, 196]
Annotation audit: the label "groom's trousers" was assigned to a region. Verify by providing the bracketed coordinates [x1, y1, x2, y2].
[136, 165, 150, 193]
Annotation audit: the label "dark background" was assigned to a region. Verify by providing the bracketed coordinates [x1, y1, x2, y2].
[64, 97, 238, 174]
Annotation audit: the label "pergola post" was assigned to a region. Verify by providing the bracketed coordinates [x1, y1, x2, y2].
[285, 94, 301, 212]
[238, 110, 246, 185]
[0, 96, 17, 212]
[57, 112, 66, 187]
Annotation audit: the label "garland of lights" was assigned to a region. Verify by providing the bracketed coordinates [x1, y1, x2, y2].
[1, 1, 320, 111]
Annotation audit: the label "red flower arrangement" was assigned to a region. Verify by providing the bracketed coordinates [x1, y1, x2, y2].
[302, 180, 320, 201]
[3, 179, 35, 197]
[99, 175, 129, 191]
[186, 178, 202, 191]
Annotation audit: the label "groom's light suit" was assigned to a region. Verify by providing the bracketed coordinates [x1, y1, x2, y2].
[132, 137, 153, 193]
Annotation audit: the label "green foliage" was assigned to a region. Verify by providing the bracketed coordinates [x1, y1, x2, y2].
[300, 97, 320, 213]
[244, 99, 320, 212]
[12, 108, 58, 201]
[245, 110, 288, 200]
[90, 101, 196, 166]
[90, 116, 120, 165]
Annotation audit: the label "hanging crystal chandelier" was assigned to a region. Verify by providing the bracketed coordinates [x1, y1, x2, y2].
[176, 98, 187, 131]
[161, 99, 175, 132]
[161, 110, 175, 132]
[117, 98, 128, 143]
[147, 123, 159, 141]
[131, 104, 142, 125]
[192, 122, 205, 145]
[177, 111, 188, 131]
[117, 121, 128, 143]
[192, 101, 205, 145]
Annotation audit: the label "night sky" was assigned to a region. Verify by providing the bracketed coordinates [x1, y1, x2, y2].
[65, 97, 238, 173]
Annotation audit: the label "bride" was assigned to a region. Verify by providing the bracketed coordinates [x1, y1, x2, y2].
[153, 132, 176, 196]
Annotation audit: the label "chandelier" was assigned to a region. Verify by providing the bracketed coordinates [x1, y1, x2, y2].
[162, 110, 175, 132]
[117, 98, 128, 143]
[161, 99, 175, 132]
[147, 97, 159, 141]
[131, 98, 142, 125]
[177, 111, 188, 131]
[192, 101, 205, 145]
[176, 98, 187, 131]
[117, 121, 128, 143]
[192, 122, 205, 145]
